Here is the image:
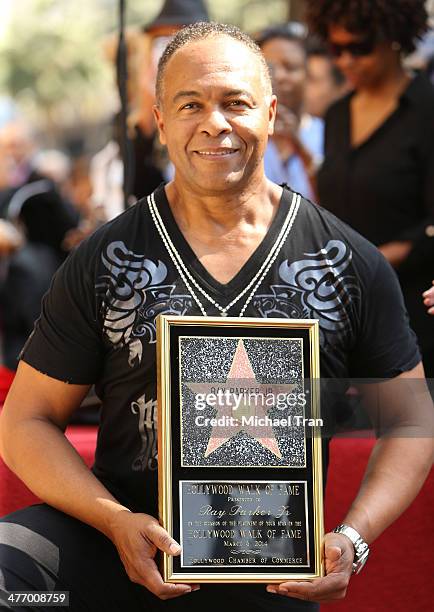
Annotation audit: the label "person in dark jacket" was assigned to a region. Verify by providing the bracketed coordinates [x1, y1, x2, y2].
[306, 0, 434, 376]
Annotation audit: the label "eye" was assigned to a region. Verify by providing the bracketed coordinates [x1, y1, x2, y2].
[227, 99, 250, 109]
[180, 102, 200, 111]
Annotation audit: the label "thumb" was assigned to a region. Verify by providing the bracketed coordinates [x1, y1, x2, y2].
[146, 522, 182, 556]
[323, 533, 350, 562]
[325, 544, 343, 562]
[323, 534, 354, 574]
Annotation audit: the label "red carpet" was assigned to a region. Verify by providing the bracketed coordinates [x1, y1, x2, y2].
[0, 425, 433, 610]
[0, 367, 15, 405]
[324, 435, 434, 612]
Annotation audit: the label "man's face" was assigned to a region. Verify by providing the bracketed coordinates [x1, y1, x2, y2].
[153, 36, 277, 196]
[260, 37, 306, 112]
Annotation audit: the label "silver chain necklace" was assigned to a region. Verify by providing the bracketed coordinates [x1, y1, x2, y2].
[148, 190, 301, 317]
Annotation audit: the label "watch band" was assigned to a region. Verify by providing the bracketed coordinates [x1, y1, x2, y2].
[332, 524, 370, 574]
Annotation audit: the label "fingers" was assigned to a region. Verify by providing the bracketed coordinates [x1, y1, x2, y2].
[129, 556, 199, 600]
[422, 283, 434, 314]
[422, 283, 434, 299]
[138, 520, 202, 600]
[112, 512, 198, 600]
[136, 557, 199, 600]
[266, 572, 349, 602]
[266, 532, 353, 603]
[143, 518, 181, 556]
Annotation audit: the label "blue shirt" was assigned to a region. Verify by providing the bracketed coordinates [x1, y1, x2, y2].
[264, 114, 324, 200]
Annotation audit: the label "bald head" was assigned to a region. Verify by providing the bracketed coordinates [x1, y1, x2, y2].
[156, 22, 272, 105]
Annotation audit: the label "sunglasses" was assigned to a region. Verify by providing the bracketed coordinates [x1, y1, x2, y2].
[328, 36, 376, 58]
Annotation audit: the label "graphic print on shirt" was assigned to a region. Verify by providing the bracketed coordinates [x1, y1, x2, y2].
[254, 240, 360, 344]
[97, 240, 192, 366]
[130, 394, 158, 472]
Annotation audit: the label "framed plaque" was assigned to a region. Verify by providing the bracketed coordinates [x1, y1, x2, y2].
[157, 316, 323, 583]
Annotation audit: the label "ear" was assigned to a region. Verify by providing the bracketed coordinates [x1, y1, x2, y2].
[268, 94, 278, 136]
[153, 105, 167, 146]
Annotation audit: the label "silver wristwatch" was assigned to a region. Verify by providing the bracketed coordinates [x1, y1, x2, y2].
[332, 524, 370, 574]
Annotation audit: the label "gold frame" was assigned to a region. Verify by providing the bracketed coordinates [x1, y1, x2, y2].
[157, 315, 324, 583]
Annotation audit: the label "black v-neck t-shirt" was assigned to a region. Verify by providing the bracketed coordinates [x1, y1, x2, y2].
[156, 181, 291, 303]
[22, 184, 419, 512]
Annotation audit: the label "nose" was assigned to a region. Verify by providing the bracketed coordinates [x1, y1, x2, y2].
[199, 108, 232, 137]
[335, 50, 355, 70]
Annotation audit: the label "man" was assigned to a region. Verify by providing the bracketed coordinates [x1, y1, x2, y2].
[0, 22, 432, 612]
[305, 40, 349, 118]
[257, 24, 324, 200]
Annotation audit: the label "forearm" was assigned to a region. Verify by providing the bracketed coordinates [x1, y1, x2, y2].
[1, 417, 129, 539]
[341, 435, 433, 543]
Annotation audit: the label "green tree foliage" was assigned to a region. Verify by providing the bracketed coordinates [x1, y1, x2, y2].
[0, 0, 290, 137]
[0, 1, 117, 124]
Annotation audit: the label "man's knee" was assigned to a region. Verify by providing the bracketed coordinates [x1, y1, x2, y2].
[0, 507, 62, 592]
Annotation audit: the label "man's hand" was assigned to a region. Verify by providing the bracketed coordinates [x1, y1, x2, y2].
[266, 532, 354, 603]
[108, 510, 199, 600]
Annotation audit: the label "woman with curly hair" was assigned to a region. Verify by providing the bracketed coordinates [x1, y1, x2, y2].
[306, 0, 434, 377]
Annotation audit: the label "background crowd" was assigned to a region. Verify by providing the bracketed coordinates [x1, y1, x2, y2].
[0, 0, 433, 384]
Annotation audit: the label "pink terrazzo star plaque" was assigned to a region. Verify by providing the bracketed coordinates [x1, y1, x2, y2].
[180, 336, 306, 467]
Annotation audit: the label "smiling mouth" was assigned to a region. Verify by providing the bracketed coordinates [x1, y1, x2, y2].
[194, 148, 239, 157]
